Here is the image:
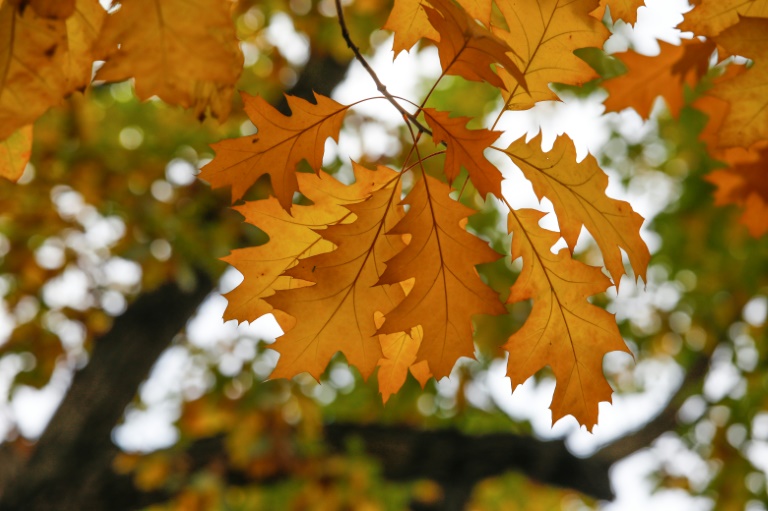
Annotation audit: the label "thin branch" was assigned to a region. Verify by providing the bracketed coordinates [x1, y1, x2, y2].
[334, 0, 432, 137]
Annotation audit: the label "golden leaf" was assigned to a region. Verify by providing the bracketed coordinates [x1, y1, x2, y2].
[505, 209, 630, 430]
[503, 134, 649, 286]
[0, 0, 104, 139]
[95, 0, 242, 120]
[0, 125, 32, 182]
[377, 175, 505, 379]
[267, 164, 405, 380]
[591, 0, 645, 24]
[680, 0, 768, 37]
[377, 326, 425, 403]
[493, 0, 609, 111]
[199, 92, 350, 209]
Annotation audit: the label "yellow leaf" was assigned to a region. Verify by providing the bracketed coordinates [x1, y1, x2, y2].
[95, 0, 242, 120]
[493, 0, 609, 111]
[424, 0, 526, 90]
[199, 92, 350, 208]
[266, 164, 405, 380]
[505, 209, 629, 430]
[680, 0, 768, 37]
[0, 0, 105, 139]
[422, 108, 502, 198]
[223, 167, 390, 329]
[377, 175, 505, 379]
[503, 134, 649, 286]
[0, 125, 32, 182]
[377, 326, 424, 403]
[710, 17, 768, 148]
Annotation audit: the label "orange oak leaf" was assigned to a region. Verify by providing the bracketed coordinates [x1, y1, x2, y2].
[423, 0, 526, 90]
[709, 17, 768, 148]
[492, 0, 609, 111]
[503, 134, 649, 286]
[377, 326, 426, 403]
[591, 0, 645, 24]
[266, 164, 406, 380]
[199, 92, 350, 209]
[0, 0, 105, 139]
[603, 39, 714, 119]
[383, 0, 492, 55]
[377, 175, 506, 379]
[222, 168, 388, 329]
[680, 0, 768, 37]
[505, 209, 629, 430]
[0, 125, 32, 183]
[705, 144, 768, 237]
[95, 0, 242, 121]
[691, 63, 745, 148]
[422, 108, 502, 198]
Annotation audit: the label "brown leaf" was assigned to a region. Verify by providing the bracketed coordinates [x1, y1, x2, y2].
[505, 209, 629, 430]
[199, 92, 350, 209]
[266, 164, 406, 380]
[30, 0, 76, 19]
[424, 0, 526, 90]
[493, 0, 609, 111]
[503, 134, 649, 286]
[377, 175, 505, 379]
[422, 108, 502, 198]
[95, 0, 243, 120]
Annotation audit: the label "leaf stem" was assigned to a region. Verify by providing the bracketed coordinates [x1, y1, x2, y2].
[334, 0, 432, 137]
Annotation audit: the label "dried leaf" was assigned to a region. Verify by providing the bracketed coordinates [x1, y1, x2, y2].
[377, 175, 505, 379]
[504, 134, 649, 286]
[505, 209, 629, 429]
[199, 92, 350, 209]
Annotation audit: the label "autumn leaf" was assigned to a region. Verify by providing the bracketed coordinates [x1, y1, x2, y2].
[602, 39, 714, 119]
[591, 0, 645, 25]
[505, 209, 629, 429]
[708, 17, 768, 148]
[376, 175, 505, 379]
[424, 0, 526, 90]
[705, 144, 768, 237]
[422, 108, 502, 198]
[266, 164, 405, 380]
[383, 0, 492, 55]
[377, 326, 425, 403]
[680, 0, 768, 37]
[30, 0, 76, 19]
[492, 0, 609, 111]
[95, 0, 242, 121]
[199, 92, 350, 209]
[503, 134, 649, 286]
[0, 125, 32, 183]
[223, 168, 388, 329]
[0, 0, 105, 139]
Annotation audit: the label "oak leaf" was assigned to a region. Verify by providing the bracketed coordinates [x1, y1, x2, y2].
[709, 17, 768, 148]
[705, 144, 768, 237]
[602, 39, 714, 119]
[492, 0, 609, 110]
[503, 134, 649, 286]
[0, 0, 105, 139]
[383, 0, 492, 55]
[95, 0, 242, 121]
[376, 175, 506, 379]
[0, 125, 32, 183]
[222, 168, 388, 329]
[505, 209, 629, 429]
[591, 0, 645, 25]
[377, 326, 426, 403]
[199, 92, 350, 209]
[422, 108, 502, 198]
[680, 0, 768, 37]
[423, 0, 526, 90]
[266, 164, 405, 380]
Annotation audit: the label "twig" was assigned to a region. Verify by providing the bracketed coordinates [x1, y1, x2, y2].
[334, 0, 433, 137]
